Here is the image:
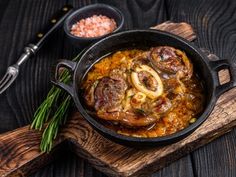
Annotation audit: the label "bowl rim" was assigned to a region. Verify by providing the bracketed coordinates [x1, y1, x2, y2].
[73, 29, 216, 144]
[63, 3, 124, 41]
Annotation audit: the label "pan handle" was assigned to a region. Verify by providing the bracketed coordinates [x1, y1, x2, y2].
[51, 60, 77, 97]
[210, 59, 236, 98]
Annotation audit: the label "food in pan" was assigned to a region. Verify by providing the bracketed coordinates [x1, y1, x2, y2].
[82, 46, 205, 138]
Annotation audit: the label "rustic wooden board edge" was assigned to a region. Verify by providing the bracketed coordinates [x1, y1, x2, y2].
[7, 142, 68, 177]
[131, 117, 236, 177]
[69, 139, 120, 177]
[0, 125, 67, 177]
[151, 21, 197, 41]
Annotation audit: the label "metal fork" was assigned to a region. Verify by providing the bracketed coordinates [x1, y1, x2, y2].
[0, 5, 73, 94]
[0, 44, 37, 94]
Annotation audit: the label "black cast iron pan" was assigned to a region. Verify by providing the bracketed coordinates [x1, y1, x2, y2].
[51, 30, 236, 147]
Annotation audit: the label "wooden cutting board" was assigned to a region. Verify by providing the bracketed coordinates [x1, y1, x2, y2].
[1, 21, 236, 177]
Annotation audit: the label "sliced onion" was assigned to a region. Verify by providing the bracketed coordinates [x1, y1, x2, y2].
[175, 49, 193, 79]
[131, 65, 163, 99]
[132, 92, 146, 103]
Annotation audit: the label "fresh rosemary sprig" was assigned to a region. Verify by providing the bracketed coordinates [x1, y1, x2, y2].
[40, 95, 71, 152]
[31, 52, 82, 153]
[31, 87, 61, 131]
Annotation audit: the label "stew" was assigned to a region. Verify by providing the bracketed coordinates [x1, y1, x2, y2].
[82, 46, 205, 138]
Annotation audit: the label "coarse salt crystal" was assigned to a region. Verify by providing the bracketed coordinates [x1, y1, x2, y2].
[70, 15, 117, 38]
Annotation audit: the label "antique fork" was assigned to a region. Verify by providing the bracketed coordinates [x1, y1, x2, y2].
[0, 5, 73, 94]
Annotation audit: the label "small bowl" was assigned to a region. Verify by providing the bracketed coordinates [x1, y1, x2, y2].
[64, 3, 124, 48]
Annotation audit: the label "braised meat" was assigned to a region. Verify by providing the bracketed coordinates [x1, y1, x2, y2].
[94, 76, 127, 112]
[150, 46, 193, 79]
[97, 111, 158, 127]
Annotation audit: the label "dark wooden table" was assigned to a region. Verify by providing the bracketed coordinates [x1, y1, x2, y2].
[1, 0, 236, 176]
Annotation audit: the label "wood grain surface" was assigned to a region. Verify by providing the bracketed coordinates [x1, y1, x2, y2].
[1, 0, 236, 177]
[1, 19, 236, 177]
[166, 1, 236, 177]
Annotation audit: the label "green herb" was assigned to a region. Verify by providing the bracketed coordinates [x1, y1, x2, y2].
[134, 108, 147, 116]
[160, 55, 165, 61]
[31, 52, 83, 153]
[40, 96, 71, 152]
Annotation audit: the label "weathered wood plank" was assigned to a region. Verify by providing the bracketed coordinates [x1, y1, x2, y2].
[97, 0, 167, 29]
[0, 0, 67, 130]
[166, 0, 236, 177]
[192, 130, 236, 177]
[151, 21, 196, 41]
[0, 1, 10, 27]
[52, 150, 108, 177]
[0, 0, 66, 177]
[152, 156, 194, 177]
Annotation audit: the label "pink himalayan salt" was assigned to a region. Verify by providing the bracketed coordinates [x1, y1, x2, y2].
[70, 15, 117, 38]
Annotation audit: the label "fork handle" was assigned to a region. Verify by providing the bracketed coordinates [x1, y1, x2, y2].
[34, 5, 73, 49]
[16, 44, 38, 66]
[16, 5, 73, 66]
